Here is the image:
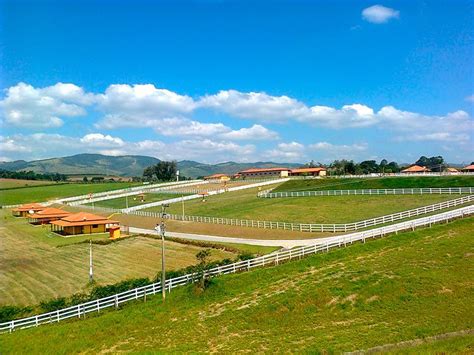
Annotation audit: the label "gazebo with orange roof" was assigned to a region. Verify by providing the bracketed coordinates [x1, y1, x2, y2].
[12, 203, 46, 217]
[401, 165, 431, 174]
[50, 212, 120, 236]
[28, 207, 71, 225]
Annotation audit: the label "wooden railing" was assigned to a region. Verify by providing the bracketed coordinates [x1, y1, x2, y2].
[1, 205, 472, 333]
[257, 187, 474, 198]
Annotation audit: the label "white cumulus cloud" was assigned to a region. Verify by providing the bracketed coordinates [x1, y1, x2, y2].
[362, 5, 400, 24]
[0, 82, 93, 129]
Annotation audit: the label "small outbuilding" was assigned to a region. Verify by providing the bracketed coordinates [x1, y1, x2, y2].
[290, 167, 327, 177]
[401, 165, 431, 174]
[28, 208, 71, 225]
[204, 173, 231, 182]
[50, 212, 120, 236]
[12, 203, 46, 217]
[462, 164, 474, 172]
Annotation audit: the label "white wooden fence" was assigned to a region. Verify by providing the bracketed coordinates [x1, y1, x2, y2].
[122, 178, 289, 213]
[126, 194, 473, 233]
[1, 205, 472, 333]
[327, 172, 474, 178]
[258, 187, 474, 198]
[65, 180, 205, 206]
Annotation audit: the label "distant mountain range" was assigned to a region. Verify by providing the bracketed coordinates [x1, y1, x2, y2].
[0, 154, 302, 178]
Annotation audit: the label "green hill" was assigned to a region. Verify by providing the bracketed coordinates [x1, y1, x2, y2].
[0, 154, 301, 178]
[0, 154, 161, 177]
[2, 217, 473, 353]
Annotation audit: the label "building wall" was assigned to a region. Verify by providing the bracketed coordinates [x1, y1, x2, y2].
[241, 171, 287, 178]
[64, 224, 107, 235]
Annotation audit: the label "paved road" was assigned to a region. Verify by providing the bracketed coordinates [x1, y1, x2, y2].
[129, 226, 338, 248]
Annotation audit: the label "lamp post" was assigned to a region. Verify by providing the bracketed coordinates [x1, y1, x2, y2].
[182, 194, 185, 219]
[89, 240, 93, 283]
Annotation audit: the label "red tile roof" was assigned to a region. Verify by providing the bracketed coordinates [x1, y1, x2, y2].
[51, 212, 119, 227]
[13, 203, 46, 212]
[401, 165, 431, 173]
[463, 164, 474, 171]
[28, 208, 71, 219]
[239, 167, 290, 174]
[290, 167, 326, 174]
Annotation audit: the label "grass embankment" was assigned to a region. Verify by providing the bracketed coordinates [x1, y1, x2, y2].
[0, 182, 141, 206]
[0, 210, 240, 306]
[2, 217, 472, 353]
[0, 179, 59, 190]
[86, 192, 192, 209]
[274, 176, 474, 192]
[153, 187, 458, 224]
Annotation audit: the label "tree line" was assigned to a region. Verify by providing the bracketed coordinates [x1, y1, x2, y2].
[0, 169, 67, 181]
[303, 155, 451, 175]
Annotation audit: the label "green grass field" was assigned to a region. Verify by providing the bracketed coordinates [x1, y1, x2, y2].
[0, 182, 141, 206]
[86, 192, 192, 209]
[0, 179, 59, 190]
[2, 217, 472, 353]
[0, 209, 240, 306]
[274, 176, 474, 192]
[153, 187, 460, 223]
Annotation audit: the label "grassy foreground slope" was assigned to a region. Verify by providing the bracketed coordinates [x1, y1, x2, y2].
[274, 176, 474, 192]
[2, 217, 473, 353]
[0, 182, 140, 206]
[0, 209, 237, 306]
[160, 187, 457, 223]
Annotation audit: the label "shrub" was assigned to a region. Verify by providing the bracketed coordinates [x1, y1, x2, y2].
[237, 252, 254, 261]
[39, 298, 68, 312]
[0, 306, 33, 322]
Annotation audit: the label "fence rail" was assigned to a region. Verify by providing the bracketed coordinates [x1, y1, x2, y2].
[65, 180, 206, 206]
[122, 178, 289, 213]
[326, 172, 474, 178]
[258, 187, 474, 198]
[128, 194, 473, 233]
[2, 205, 472, 333]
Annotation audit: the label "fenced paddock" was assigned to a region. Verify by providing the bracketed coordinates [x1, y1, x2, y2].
[116, 194, 473, 233]
[1, 205, 472, 333]
[258, 187, 474, 198]
[65, 180, 205, 206]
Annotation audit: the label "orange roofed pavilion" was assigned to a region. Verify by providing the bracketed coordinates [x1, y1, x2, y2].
[401, 165, 431, 174]
[290, 167, 327, 176]
[462, 164, 474, 172]
[50, 212, 120, 236]
[28, 207, 71, 224]
[12, 203, 46, 217]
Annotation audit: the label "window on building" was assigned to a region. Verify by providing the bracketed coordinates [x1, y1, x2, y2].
[92, 224, 99, 228]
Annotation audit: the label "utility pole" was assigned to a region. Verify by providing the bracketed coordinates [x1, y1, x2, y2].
[182, 195, 185, 219]
[89, 240, 93, 283]
[156, 204, 169, 302]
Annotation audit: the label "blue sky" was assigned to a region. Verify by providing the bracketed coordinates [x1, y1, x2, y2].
[1, 0, 473, 164]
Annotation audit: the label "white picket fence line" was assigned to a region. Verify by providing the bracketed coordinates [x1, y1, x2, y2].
[327, 172, 474, 178]
[121, 178, 289, 213]
[258, 187, 474, 198]
[65, 180, 205, 206]
[2, 204, 473, 334]
[125, 195, 473, 233]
